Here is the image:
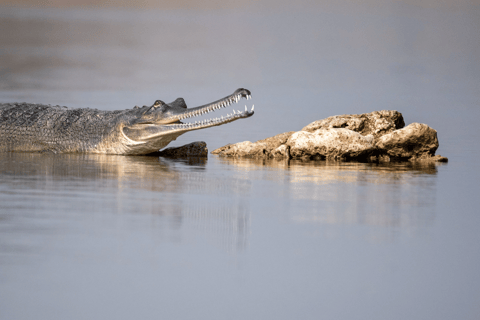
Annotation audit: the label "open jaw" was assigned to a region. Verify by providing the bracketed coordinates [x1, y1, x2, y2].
[163, 103, 255, 133]
[165, 88, 254, 132]
[122, 88, 254, 144]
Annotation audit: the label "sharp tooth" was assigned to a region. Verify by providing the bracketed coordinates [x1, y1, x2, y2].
[233, 110, 236, 114]
[251, 105, 254, 111]
[245, 105, 247, 112]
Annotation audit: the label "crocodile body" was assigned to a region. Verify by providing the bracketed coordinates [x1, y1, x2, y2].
[0, 89, 253, 155]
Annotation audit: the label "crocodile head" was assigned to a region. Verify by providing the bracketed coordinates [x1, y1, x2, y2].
[118, 88, 254, 154]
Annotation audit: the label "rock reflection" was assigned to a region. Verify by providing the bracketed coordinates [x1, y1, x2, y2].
[217, 157, 441, 182]
[217, 157, 440, 232]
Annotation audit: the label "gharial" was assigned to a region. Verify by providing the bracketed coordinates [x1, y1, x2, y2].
[0, 88, 254, 155]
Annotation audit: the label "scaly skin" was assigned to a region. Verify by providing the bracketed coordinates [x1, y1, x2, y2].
[0, 88, 254, 155]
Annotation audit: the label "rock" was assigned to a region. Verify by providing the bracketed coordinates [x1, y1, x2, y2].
[256, 131, 295, 151]
[375, 123, 438, 161]
[302, 110, 404, 139]
[272, 144, 290, 158]
[287, 128, 375, 160]
[212, 110, 448, 163]
[210, 141, 266, 157]
[211, 132, 295, 158]
[155, 141, 208, 158]
[421, 155, 448, 162]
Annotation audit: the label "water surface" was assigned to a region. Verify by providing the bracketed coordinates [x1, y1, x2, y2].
[0, 3, 479, 320]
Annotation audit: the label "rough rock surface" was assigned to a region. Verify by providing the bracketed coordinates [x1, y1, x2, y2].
[301, 110, 405, 139]
[287, 128, 375, 160]
[211, 132, 294, 158]
[154, 141, 208, 158]
[212, 110, 448, 162]
[375, 123, 442, 161]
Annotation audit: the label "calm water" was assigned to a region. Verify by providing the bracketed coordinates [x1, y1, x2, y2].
[1, 3, 479, 320]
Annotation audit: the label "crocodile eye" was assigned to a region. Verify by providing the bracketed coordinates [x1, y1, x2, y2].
[153, 100, 165, 107]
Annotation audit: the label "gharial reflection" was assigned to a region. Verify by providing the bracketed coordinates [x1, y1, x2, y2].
[0, 153, 250, 256]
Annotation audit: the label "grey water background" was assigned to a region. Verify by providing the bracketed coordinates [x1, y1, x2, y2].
[0, 1, 479, 319]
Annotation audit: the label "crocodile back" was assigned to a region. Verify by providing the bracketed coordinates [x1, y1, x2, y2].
[0, 103, 122, 153]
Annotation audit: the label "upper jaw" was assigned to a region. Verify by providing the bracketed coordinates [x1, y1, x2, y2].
[158, 88, 254, 131]
[161, 88, 253, 124]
